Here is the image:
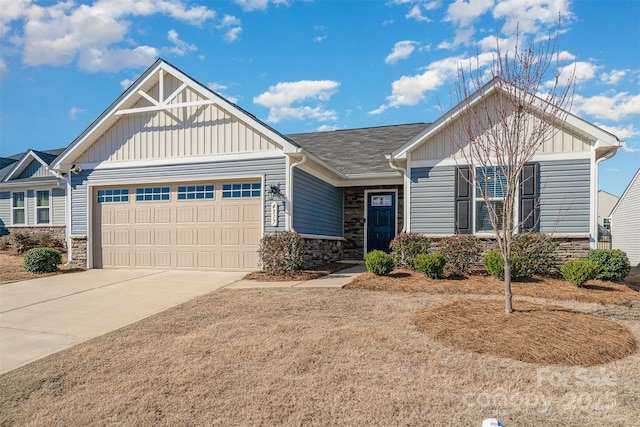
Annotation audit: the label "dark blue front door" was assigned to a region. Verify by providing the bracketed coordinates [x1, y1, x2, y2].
[367, 192, 396, 253]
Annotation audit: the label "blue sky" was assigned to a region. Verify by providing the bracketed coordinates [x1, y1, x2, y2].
[0, 0, 638, 196]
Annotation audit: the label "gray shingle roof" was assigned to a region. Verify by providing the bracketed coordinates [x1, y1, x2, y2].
[287, 123, 430, 176]
[0, 148, 65, 181]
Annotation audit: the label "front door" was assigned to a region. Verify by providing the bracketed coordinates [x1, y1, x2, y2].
[366, 192, 396, 253]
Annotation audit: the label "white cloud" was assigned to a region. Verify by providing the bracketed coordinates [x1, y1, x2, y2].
[595, 123, 638, 141]
[406, 5, 433, 22]
[69, 107, 85, 119]
[573, 92, 640, 121]
[492, 0, 573, 36]
[601, 69, 627, 85]
[120, 78, 135, 89]
[217, 14, 242, 42]
[166, 29, 197, 56]
[316, 124, 340, 132]
[385, 41, 419, 64]
[314, 26, 327, 43]
[0, 58, 8, 81]
[621, 144, 640, 153]
[1, 0, 216, 72]
[253, 80, 340, 123]
[233, 0, 290, 12]
[207, 82, 239, 104]
[445, 0, 493, 28]
[546, 61, 598, 88]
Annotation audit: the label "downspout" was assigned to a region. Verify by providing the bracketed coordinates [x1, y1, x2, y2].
[63, 172, 73, 264]
[287, 153, 307, 232]
[388, 157, 407, 234]
[593, 148, 618, 249]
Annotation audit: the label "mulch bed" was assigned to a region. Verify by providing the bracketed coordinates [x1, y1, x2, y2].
[347, 269, 640, 306]
[0, 251, 83, 285]
[414, 299, 637, 366]
[243, 262, 351, 281]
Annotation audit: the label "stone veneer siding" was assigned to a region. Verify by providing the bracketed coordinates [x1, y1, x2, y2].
[2, 226, 66, 249]
[343, 185, 404, 260]
[302, 237, 343, 268]
[69, 235, 87, 267]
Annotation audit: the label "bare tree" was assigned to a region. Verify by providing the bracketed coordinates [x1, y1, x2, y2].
[452, 23, 575, 313]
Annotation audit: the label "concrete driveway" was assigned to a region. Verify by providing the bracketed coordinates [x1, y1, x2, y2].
[0, 269, 245, 374]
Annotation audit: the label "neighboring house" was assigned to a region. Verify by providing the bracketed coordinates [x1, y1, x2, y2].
[0, 58, 619, 270]
[0, 149, 67, 244]
[597, 190, 619, 235]
[610, 169, 640, 266]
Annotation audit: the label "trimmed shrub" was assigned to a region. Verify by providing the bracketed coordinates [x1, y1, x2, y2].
[0, 236, 10, 250]
[258, 231, 305, 275]
[24, 248, 62, 274]
[33, 232, 57, 248]
[389, 233, 431, 269]
[12, 231, 38, 253]
[365, 250, 394, 276]
[413, 252, 446, 279]
[437, 235, 481, 277]
[561, 259, 599, 287]
[511, 233, 557, 278]
[586, 249, 631, 282]
[483, 249, 521, 280]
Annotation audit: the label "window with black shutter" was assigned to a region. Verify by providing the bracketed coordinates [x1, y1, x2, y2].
[519, 162, 539, 232]
[455, 166, 472, 234]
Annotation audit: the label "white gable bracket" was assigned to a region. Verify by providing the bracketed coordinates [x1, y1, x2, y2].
[115, 99, 214, 116]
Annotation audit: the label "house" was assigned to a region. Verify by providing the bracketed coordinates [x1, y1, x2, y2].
[610, 169, 640, 266]
[597, 190, 619, 235]
[0, 149, 66, 244]
[0, 59, 622, 270]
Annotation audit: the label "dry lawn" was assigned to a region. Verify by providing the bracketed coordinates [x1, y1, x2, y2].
[415, 299, 637, 366]
[348, 269, 640, 306]
[0, 251, 82, 285]
[243, 262, 350, 281]
[1, 288, 639, 426]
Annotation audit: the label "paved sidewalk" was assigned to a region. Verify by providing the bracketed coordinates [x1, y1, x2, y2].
[0, 264, 366, 374]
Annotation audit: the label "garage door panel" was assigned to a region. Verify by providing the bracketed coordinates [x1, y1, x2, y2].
[94, 181, 261, 270]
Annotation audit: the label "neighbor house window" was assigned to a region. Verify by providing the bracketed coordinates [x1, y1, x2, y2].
[12, 192, 25, 225]
[475, 167, 507, 232]
[36, 190, 50, 224]
[136, 187, 170, 201]
[222, 183, 261, 198]
[97, 189, 129, 203]
[177, 185, 214, 200]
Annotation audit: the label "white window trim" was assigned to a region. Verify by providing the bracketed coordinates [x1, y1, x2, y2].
[11, 191, 26, 225]
[472, 166, 519, 235]
[35, 189, 52, 225]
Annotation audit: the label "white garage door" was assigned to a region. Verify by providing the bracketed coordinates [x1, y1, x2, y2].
[92, 181, 262, 270]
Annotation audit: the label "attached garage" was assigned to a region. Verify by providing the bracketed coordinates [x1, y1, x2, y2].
[92, 180, 262, 270]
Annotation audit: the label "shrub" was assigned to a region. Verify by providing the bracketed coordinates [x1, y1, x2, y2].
[12, 231, 38, 253]
[365, 250, 394, 276]
[483, 249, 521, 280]
[389, 233, 431, 269]
[561, 259, 599, 287]
[413, 252, 446, 279]
[258, 231, 305, 275]
[0, 235, 10, 250]
[586, 249, 631, 282]
[24, 248, 62, 274]
[33, 232, 57, 248]
[437, 235, 481, 277]
[511, 233, 557, 278]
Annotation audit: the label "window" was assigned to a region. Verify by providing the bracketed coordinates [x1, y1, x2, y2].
[97, 189, 129, 203]
[12, 192, 25, 225]
[136, 187, 170, 201]
[36, 190, 50, 224]
[475, 167, 507, 232]
[222, 183, 261, 198]
[177, 185, 214, 200]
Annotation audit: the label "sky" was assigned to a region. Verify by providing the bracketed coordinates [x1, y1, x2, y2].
[0, 0, 638, 196]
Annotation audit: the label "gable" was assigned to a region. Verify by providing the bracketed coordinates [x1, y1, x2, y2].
[2, 150, 60, 182]
[16, 160, 51, 179]
[53, 59, 300, 171]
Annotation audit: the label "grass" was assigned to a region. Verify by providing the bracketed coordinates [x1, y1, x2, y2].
[1, 288, 639, 426]
[0, 251, 81, 285]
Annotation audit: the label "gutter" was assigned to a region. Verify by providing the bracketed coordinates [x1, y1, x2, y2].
[387, 156, 408, 234]
[287, 153, 307, 232]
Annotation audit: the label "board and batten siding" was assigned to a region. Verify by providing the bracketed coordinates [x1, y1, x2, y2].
[70, 157, 287, 236]
[76, 75, 281, 164]
[292, 168, 343, 237]
[0, 191, 9, 226]
[17, 160, 51, 179]
[409, 166, 456, 234]
[538, 159, 590, 234]
[611, 170, 640, 266]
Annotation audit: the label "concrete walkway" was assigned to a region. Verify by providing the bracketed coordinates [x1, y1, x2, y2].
[0, 264, 365, 374]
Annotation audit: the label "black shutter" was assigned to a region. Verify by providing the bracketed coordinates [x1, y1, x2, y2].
[455, 166, 472, 234]
[520, 162, 539, 232]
